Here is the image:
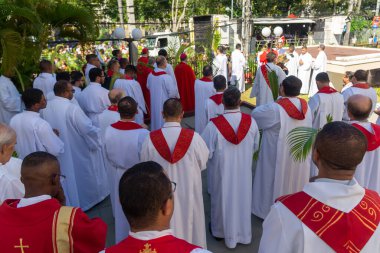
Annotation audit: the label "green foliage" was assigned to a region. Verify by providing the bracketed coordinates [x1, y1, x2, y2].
[287, 127, 318, 162]
[351, 16, 371, 32]
[268, 70, 279, 100]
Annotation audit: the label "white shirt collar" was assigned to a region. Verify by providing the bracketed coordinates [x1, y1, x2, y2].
[155, 67, 166, 72]
[39, 72, 53, 77]
[17, 195, 52, 208]
[224, 108, 240, 113]
[89, 82, 101, 86]
[129, 229, 173, 241]
[163, 122, 181, 128]
[23, 110, 40, 116]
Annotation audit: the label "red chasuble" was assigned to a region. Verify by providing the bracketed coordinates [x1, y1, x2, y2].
[137, 56, 153, 116]
[276, 98, 308, 120]
[318, 86, 338, 94]
[209, 93, 223, 105]
[106, 235, 200, 253]
[277, 190, 380, 253]
[151, 71, 167, 76]
[211, 113, 252, 145]
[353, 83, 370, 89]
[108, 105, 118, 112]
[352, 123, 380, 151]
[0, 198, 106, 253]
[111, 121, 143, 131]
[175, 62, 196, 112]
[150, 128, 194, 164]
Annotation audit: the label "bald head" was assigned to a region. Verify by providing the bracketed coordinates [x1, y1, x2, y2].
[109, 89, 125, 105]
[347, 94, 372, 121]
[0, 124, 16, 164]
[313, 122, 367, 177]
[156, 56, 167, 68]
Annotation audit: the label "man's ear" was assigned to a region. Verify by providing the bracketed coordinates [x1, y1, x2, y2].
[180, 111, 184, 119]
[312, 147, 320, 167]
[161, 197, 174, 217]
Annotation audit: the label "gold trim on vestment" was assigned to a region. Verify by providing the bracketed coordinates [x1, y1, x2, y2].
[55, 206, 75, 253]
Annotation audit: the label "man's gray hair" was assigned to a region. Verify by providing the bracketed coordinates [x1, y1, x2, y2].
[0, 124, 16, 148]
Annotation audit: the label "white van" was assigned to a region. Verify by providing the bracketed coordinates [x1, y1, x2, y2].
[145, 32, 181, 57]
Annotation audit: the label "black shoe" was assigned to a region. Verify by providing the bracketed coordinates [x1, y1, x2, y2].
[209, 222, 223, 241]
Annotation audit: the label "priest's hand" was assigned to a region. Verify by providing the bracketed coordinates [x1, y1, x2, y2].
[53, 129, 60, 136]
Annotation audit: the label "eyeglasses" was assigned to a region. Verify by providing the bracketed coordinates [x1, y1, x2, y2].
[171, 181, 177, 193]
[67, 89, 75, 93]
[52, 173, 66, 184]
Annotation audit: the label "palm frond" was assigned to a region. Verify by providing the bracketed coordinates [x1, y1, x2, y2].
[0, 4, 42, 31]
[0, 29, 24, 76]
[287, 127, 318, 162]
[326, 114, 333, 123]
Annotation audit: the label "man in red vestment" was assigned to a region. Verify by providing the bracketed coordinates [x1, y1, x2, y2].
[0, 152, 107, 253]
[174, 53, 196, 113]
[137, 48, 152, 116]
[103, 161, 211, 253]
[260, 122, 380, 252]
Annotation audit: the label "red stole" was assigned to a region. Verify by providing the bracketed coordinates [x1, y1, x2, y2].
[211, 113, 252, 145]
[111, 121, 143, 131]
[152, 71, 166, 76]
[199, 77, 213, 82]
[209, 93, 223, 105]
[260, 65, 271, 89]
[108, 105, 118, 112]
[318, 86, 338, 94]
[106, 235, 200, 253]
[125, 75, 133, 80]
[276, 98, 308, 120]
[352, 123, 380, 151]
[353, 83, 370, 89]
[150, 128, 194, 164]
[277, 190, 380, 253]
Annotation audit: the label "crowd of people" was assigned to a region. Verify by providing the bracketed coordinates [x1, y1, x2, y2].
[0, 42, 380, 253]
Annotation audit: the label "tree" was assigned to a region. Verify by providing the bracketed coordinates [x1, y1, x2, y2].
[0, 0, 98, 89]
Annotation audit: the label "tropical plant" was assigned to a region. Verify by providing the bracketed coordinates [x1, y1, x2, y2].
[0, 0, 98, 90]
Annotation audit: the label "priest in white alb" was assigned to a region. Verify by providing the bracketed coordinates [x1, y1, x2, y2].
[297, 46, 313, 94]
[113, 65, 147, 125]
[202, 87, 260, 249]
[194, 65, 215, 133]
[141, 98, 209, 249]
[85, 54, 101, 85]
[10, 88, 64, 160]
[0, 124, 24, 203]
[252, 76, 312, 219]
[285, 44, 299, 77]
[342, 69, 377, 120]
[0, 74, 21, 124]
[346, 95, 380, 194]
[153, 49, 177, 87]
[147, 56, 179, 131]
[213, 46, 228, 80]
[205, 75, 226, 121]
[98, 89, 124, 140]
[250, 52, 287, 106]
[41, 80, 109, 210]
[259, 121, 380, 253]
[78, 68, 110, 127]
[231, 44, 246, 92]
[308, 72, 344, 129]
[33, 60, 56, 99]
[308, 44, 328, 97]
[104, 96, 149, 243]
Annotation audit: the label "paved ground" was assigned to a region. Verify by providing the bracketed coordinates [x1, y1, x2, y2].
[297, 46, 380, 60]
[86, 107, 264, 252]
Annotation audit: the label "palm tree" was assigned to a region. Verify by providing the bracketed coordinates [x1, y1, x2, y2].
[0, 0, 98, 90]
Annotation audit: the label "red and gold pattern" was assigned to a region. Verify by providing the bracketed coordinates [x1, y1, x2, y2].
[209, 94, 223, 105]
[278, 190, 380, 253]
[150, 129, 194, 164]
[276, 98, 308, 120]
[352, 123, 380, 151]
[318, 86, 338, 94]
[211, 113, 252, 145]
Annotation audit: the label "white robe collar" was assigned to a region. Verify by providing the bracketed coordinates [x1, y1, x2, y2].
[129, 229, 173, 241]
[163, 122, 181, 128]
[17, 195, 52, 208]
[224, 108, 240, 114]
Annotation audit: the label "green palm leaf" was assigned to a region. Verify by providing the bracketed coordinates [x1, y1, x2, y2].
[0, 29, 24, 76]
[287, 127, 318, 162]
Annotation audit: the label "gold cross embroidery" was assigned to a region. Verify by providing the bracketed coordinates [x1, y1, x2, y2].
[139, 243, 157, 253]
[14, 238, 29, 253]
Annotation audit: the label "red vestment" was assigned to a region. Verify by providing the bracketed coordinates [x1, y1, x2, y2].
[211, 113, 252, 145]
[174, 62, 196, 112]
[352, 123, 380, 151]
[106, 235, 199, 253]
[209, 93, 223, 105]
[277, 190, 380, 253]
[137, 56, 152, 116]
[276, 97, 308, 120]
[260, 49, 279, 64]
[0, 198, 107, 253]
[318, 86, 338, 94]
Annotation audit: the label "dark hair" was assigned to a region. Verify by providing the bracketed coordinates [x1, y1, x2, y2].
[319, 44, 325, 50]
[112, 49, 121, 57]
[56, 71, 70, 82]
[119, 161, 172, 229]
[316, 72, 330, 83]
[202, 65, 213, 77]
[289, 44, 295, 50]
[266, 52, 277, 63]
[347, 96, 373, 121]
[158, 49, 168, 58]
[119, 58, 129, 67]
[70, 71, 83, 84]
[213, 75, 227, 91]
[354, 69, 368, 82]
[156, 56, 166, 68]
[345, 71, 354, 80]
[22, 151, 58, 172]
[125, 65, 137, 75]
[118, 96, 138, 119]
[22, 88, 44, 109]
[223, 86, 241, 108]
[302, 45, 308, 50]
[314, 122, 367, 171]
[54, 80, 70, 96]
[89, 68, 103, 82]
[281, 76, 302, 97]
[86, 54, 97, 62]
[236, 44, 241, 50]
[217, 46, 224, 53]
[163, 98, 183, 118]
[108, 59, 119, 70]
[39, 60, 52, 72]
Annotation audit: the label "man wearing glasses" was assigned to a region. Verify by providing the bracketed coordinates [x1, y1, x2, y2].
[0, 151, 107, 252]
